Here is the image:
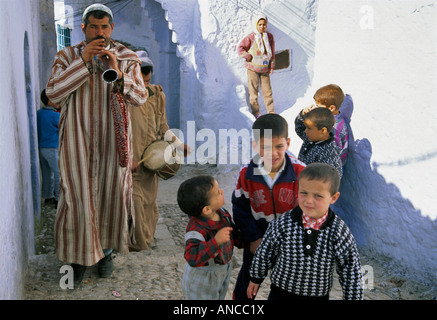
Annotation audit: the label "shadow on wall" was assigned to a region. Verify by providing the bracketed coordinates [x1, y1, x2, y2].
[182, 40, 254, 166]
[24, 31, 40, 225]
[188, 38, 312, 165]
[111, 0, 181, 130]
[332, 96, 437, 284]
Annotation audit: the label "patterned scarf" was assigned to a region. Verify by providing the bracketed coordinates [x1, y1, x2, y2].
[253, 14, 272, 60]
[110, 88, 129, 167]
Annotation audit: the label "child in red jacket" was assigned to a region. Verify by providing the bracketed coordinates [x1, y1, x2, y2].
[178, 175, 242, 300]
[232, 114, 306, 300]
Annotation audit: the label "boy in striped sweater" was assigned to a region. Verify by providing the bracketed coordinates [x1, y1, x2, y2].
[247, 163, 363, 300]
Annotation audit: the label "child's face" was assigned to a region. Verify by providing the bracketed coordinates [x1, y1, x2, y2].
[304, 119, 328, 142]
[298, 177, 340, 219]
[256, 19, 267, 33]
[253, 136, 290, 173]
[48, 100, 61, 110]
[202, 179, 225, 219]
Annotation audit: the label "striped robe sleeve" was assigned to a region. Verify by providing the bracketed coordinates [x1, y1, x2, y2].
[119, 58, 148, 107]
[46, 48, 91, 105]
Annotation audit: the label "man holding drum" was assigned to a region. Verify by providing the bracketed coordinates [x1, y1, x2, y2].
[46, 4, 147, 287]
[129, 52, 192, 251]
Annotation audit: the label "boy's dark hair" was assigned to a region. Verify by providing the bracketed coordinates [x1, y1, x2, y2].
[304, 107, 335, 132]
[177, 175, 215, 217]
[252, 113, 288, 142]
[40, 89, 49, 106]
[83, 10, 113, 28]
[313, 84, 345, 110]
[299, 163, 340, 195]
[141, 66, 153, 76]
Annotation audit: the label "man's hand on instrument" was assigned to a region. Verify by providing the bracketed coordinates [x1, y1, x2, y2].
[177, 144, 193, 157]
[81, 38, 106, 63]
[99, 49, 122, 80]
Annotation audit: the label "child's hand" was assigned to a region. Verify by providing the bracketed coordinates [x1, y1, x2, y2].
[214, 227, 232, 245]
[302, 104, 318, 115]
[247, 281, 259, 299]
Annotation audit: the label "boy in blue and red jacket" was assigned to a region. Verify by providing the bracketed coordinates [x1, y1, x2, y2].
[232, 114, 306, 300]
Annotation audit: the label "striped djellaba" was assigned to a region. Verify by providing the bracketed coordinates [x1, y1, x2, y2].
[46, 40, 147, 266]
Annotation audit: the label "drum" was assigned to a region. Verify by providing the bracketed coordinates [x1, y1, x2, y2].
[140, 140, 183, 180]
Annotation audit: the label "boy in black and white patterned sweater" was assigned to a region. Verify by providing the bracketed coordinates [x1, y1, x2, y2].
[295, 107, 343, 178]
[247, 163, 363, 300]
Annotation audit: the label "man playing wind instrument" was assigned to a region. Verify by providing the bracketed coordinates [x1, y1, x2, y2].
[46, 3, 147, 288]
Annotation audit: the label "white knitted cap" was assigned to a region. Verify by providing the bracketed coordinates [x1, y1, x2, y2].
[82, 4, 113, 22]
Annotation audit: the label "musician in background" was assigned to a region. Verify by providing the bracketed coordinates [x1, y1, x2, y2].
[46, 4, 147, 288]
[129, 52, 192, 251]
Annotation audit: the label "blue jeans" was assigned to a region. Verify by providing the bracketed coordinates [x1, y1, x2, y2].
[39, 148, 59, 201]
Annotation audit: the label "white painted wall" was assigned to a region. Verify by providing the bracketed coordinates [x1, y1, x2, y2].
[0, 0, 53, 299]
